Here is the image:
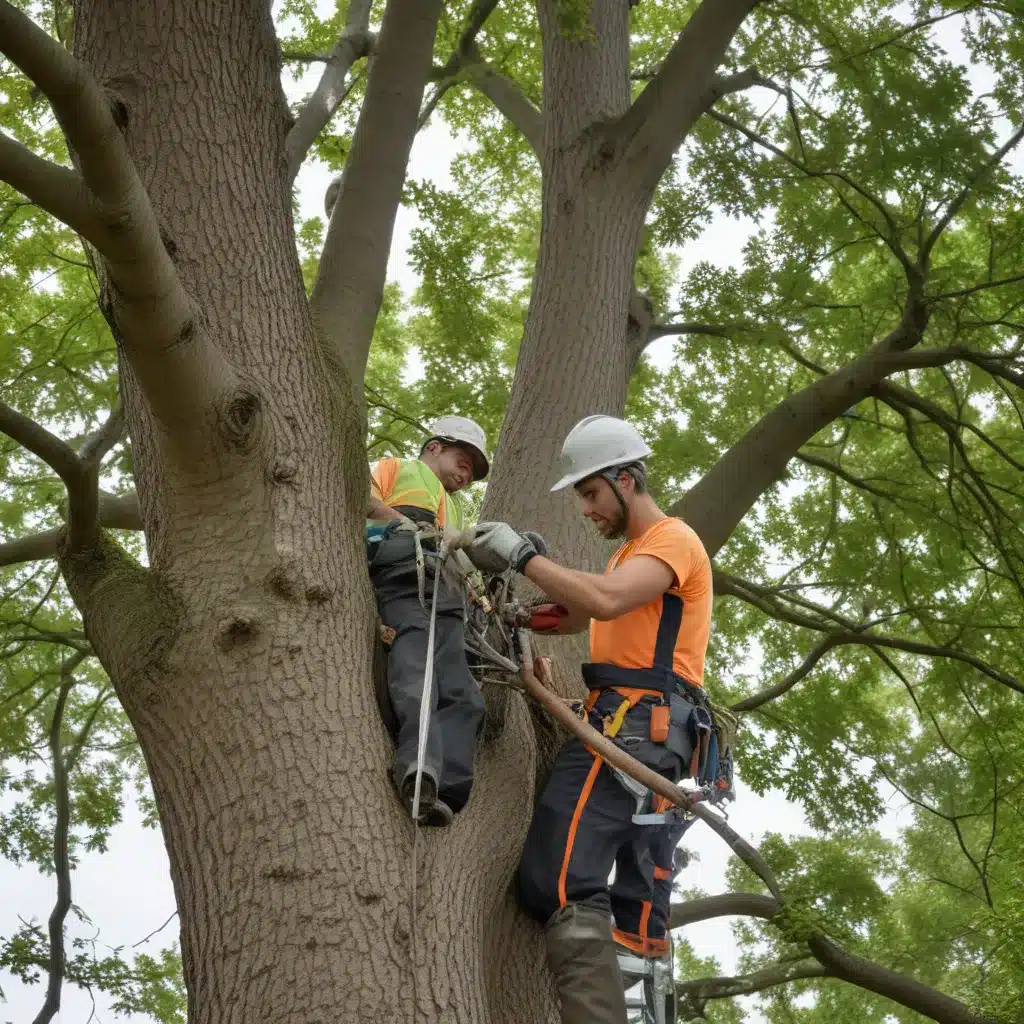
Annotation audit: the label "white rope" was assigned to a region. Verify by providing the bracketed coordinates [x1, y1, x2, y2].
[410, 538, 447, 822]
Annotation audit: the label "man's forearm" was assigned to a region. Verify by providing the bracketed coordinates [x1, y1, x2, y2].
[555, 607, 592, 634]
[523, 556, 616, 621]
[367, 496, 404, 521]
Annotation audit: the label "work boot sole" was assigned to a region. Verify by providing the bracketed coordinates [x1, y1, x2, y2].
[398, 772, 454, 827]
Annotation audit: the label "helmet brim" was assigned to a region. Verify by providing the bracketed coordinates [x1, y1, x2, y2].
[550, 470, 588, 492]
[550, 457, 649, 493]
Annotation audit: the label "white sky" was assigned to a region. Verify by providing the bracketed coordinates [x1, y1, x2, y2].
[0, 7, 995, 1023]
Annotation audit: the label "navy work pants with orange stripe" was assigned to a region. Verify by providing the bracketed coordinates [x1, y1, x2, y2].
[518, 693, 686, 953]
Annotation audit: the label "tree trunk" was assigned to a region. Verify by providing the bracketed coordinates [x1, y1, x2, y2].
[62, 1, 557, 1021]
[51, 0, 748, 1021]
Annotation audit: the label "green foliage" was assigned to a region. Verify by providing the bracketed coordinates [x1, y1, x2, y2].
[554, 0, 596, 42]
[2, 0, 1024, 1020]
[0, 922, 185, 1023]
[675, 937, 749, 1023]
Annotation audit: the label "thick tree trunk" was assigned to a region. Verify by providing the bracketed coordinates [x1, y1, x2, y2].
[63, 2, 553, 1021]
[482, 0, 644, 577]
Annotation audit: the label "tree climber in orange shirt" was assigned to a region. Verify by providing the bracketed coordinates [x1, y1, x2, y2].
[464, 415, 715, 1024]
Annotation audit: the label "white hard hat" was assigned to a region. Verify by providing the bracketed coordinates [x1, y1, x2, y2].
[550, 415, 651, 492]
[425, 415, 490, 480]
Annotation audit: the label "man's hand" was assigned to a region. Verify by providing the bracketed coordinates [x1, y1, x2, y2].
[466, 521, 543, 575]
[367, 495, 405, 522]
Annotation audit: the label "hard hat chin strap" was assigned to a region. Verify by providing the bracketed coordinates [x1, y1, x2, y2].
[601, 469, 630, 527]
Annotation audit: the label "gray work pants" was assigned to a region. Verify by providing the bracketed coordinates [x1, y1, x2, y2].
[370, 532, 484, 810]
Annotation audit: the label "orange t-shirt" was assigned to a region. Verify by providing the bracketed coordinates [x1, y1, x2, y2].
[589, 517, 713, 685]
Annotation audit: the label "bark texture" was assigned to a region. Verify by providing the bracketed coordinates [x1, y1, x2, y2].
[57, 2, 548, 1022]
[482, 0, 643, 578]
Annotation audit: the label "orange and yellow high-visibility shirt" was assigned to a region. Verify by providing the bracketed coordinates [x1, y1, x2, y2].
[369, 457, 466, 530]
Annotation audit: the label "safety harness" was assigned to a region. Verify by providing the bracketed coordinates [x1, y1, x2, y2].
[581, 589, 736, 822]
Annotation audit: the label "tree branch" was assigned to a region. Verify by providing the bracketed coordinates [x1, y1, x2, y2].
[309, 0, 444, 394]
[285, 0, 374, 182]
[615, 0, 762, 189]
[668, 314, 929, 556]
[0, 398, 81, 485]
[676, 960, 828, 1014]
[463, 60, 542, 156]
[807, 934, 996, 1024]
[32, 651, 85, 1024]
[715, 570, 1024, 696]
[418, 0, 504, 131]
[922, 122, 1024, 262]
[0, 1, 231, 442]
[709, 107, 914, 274]
[730, 635, 841, 712]
[691, 805, 783, 899]
[929, 271, 1024, 302]
[670, 892, 781, 930]
[664, 816, 997, 1024]
[0, 401, 129, 561]
[0, 131, 98, 241]
[648, 320, 754, 342]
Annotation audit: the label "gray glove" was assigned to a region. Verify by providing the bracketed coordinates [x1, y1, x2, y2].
[521, 531, 548, 558]
[466, 521, 543, 575]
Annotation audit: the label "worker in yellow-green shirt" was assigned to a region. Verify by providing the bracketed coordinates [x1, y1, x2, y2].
[366, 416, 489, 827]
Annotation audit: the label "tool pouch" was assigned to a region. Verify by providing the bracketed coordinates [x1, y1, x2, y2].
[663, 694, 697, 766]
[689, 705, 714, 779]
[650, 704, 670, 743]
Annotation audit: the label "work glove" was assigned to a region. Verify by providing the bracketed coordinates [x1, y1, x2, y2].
[466, 521, 544, 575]
[528, 603, 569, 633]
[521, 531, 548, 558]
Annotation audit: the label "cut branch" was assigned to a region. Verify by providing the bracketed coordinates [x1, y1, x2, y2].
[285, 0, 374, 182]
[615, 0, 762, 189]
[310, 0, 444, 394]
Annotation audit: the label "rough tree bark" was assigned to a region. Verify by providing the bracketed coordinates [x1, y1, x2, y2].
[0, 1, 757, 1021]
[3, 0, 995, 1021]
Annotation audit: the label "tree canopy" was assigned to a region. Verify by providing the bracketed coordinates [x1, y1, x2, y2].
[1, 0, 1023, 1021]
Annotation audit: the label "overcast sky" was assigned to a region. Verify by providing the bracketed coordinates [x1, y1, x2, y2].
[1, 5, 996, 1023]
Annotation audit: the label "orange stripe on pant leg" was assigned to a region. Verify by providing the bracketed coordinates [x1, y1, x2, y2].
[557, 754, 603, 907]
[639, 900, 652, 940]
[612, 928, 646, 954]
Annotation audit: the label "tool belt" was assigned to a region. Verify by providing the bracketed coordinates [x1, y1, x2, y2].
[583, 663, 736, 811]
